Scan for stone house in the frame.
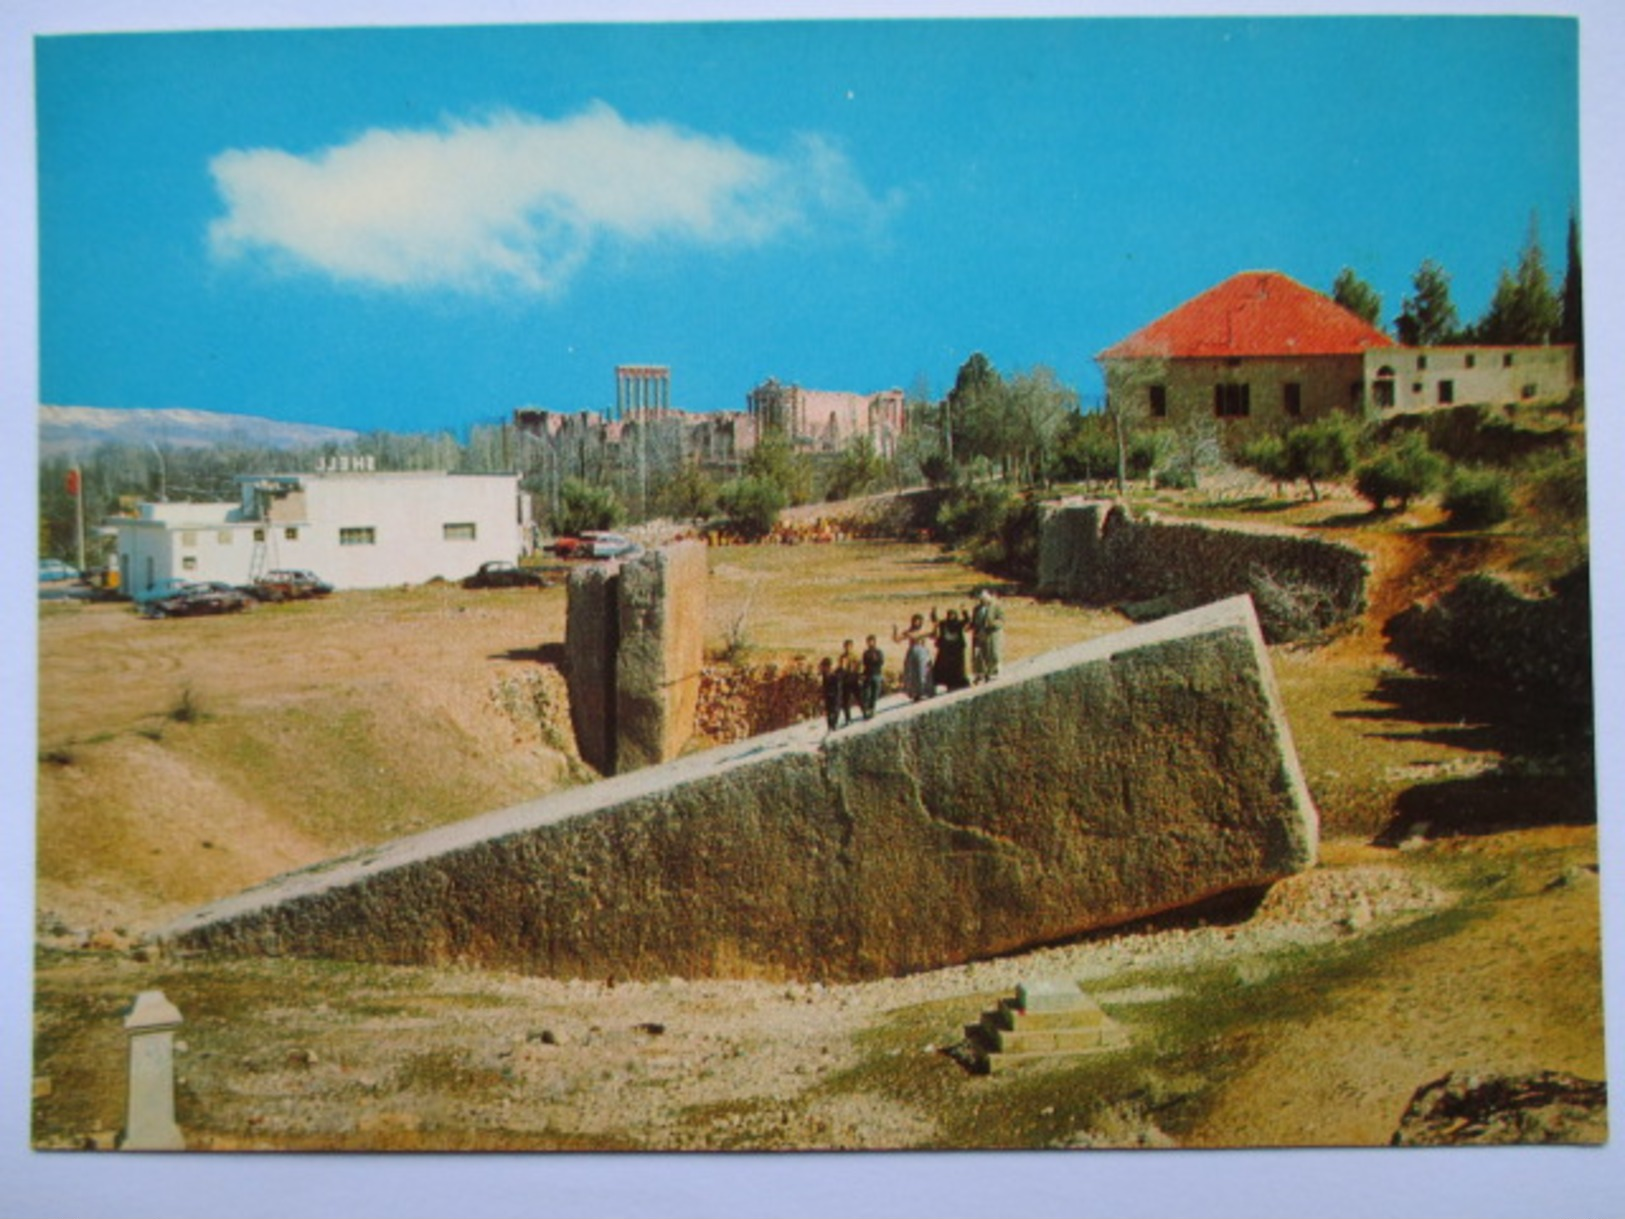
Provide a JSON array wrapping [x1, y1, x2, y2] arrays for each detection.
[[1097, 270, 1576, 445]]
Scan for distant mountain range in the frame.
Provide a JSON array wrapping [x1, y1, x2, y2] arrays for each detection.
[[39, 405, 360, 459]]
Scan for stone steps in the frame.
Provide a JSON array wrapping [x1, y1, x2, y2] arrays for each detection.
[[967, 980, 1127, 1074]]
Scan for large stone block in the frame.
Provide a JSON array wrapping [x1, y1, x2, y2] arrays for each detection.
[[615, 540, 707, 773], [563, 562, 619, 774], [159, 596, 1317, 983]]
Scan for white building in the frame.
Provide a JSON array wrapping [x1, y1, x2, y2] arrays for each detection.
[[113, 470, 531, 598]]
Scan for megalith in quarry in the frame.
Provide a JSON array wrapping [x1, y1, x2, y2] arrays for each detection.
[[161, 595, 1317, 983]]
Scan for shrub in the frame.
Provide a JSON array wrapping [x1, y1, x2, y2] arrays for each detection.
[[168, 686, 206, 724], [654, 462, 718, 522], [743, 432, 815, 505], [1247, 564, 1340, 644], [824, 435, 888, 502], [1234, 435, 1290, 490], [1525, 452, 1588, 535], [1055, 426, 1117, 484], [968, 496, 1045, 580], [552, 478, 624, 536], [1377, 403, 1572, 466], [1354, 433, 1446, 511], [1441, 467, 1512, 529], [1281, 416, 1362, 500], [717, 476, 788, 540], [1154, 460, 1199, 491], [1054, 416, 1157, 486], [1385, 566, 1591, 709], [919, 453, 954, 487], [935, 481, 1018, 546]]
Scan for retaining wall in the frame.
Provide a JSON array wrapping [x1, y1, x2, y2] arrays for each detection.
[[160, 596, 1318, 983], [1037, 499, 1369, 641]]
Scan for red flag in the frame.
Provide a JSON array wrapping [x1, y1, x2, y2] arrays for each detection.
[[65, 468, 80, 496]]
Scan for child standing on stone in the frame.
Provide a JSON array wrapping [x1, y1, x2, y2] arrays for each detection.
[[819, 657, 844, 731], [837, 638, 863, 726], [860, 635, 885, 719]]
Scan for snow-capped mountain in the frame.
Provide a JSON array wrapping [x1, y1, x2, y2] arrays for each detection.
[[39, 405, 360, 458]]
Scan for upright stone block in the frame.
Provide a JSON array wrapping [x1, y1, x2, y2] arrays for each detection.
[[564, 561, 620, 774], [1035, 498, 1107, 599], [121, 990, 184, 1151], [615, 540, 707, 774]]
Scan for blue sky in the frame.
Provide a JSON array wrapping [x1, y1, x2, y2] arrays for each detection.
[[34, 12, 1582, 435]]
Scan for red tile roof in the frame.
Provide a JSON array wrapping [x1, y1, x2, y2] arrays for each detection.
[[1098, 270, 1397, 361]]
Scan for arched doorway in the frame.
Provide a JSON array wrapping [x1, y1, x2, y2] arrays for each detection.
[[1373, 366, 1397, 409]]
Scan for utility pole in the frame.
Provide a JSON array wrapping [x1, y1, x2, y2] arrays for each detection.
[[68, 465, 85, 572], [148, 442, 167, 501]]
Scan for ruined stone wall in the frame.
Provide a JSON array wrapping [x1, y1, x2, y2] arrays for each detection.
[[564, 541, 707, 776], [160, 597, 1318, 983], [1037, 500, 1368, 642]]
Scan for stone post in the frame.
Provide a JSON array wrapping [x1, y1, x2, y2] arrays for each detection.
[[615, 540, 707, 774], [564, 561, 621, 775], [122, 990, 185, 1150]]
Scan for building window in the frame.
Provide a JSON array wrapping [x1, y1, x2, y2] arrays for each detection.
[[253, 528, 266, 542], [443, 522, 478, 542], [1412, 383, 1424, 395], [1417, 354, 1429, 371], [1438, 380, 1455, 405], [339, 527, 377, 546], [180, 531, 198, 547], [1283, 382, 1303, 417], [1213, 383, 1250, 418], [1522, 383, 1539, 399], [1465, 352, 1477, 369], [284, 527, 299, 541], [1503, 352, 1515, 368], [1148, 385, 1167, 418], [182, 556, 197, 571]]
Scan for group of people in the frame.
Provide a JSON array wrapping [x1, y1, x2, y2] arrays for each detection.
[[817, 635, 889, 730], [816, 588, 1006, 731]]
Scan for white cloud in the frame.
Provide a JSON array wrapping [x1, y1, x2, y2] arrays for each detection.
[[207, 103, 895, 294]]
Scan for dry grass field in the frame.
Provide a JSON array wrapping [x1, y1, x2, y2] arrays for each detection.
[[30, 502, 1606, 1152]]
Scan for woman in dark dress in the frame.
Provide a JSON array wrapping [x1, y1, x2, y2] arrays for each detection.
[[932, 607, 970, 691]]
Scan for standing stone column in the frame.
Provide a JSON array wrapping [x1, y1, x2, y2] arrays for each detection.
[[564, 562, 620, 775], [122, 990, 185, 1150], [616, 540, 707, 774], [563, 540, 708, 776]]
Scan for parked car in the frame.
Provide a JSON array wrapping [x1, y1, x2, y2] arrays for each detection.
[[140, 581, 254, 619], [39, 558, 90, 600], [550, 535, 587, 559], [552, 531, 640, 560], [587, 531, 640, 558], [131, 577, 196, 607], [248, 569, 335, 602], [462, 560, 549, 590]]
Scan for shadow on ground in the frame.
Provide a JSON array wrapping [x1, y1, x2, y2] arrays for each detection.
[[1340, 671, 1595, 846], [489, 642, 568, 666]]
